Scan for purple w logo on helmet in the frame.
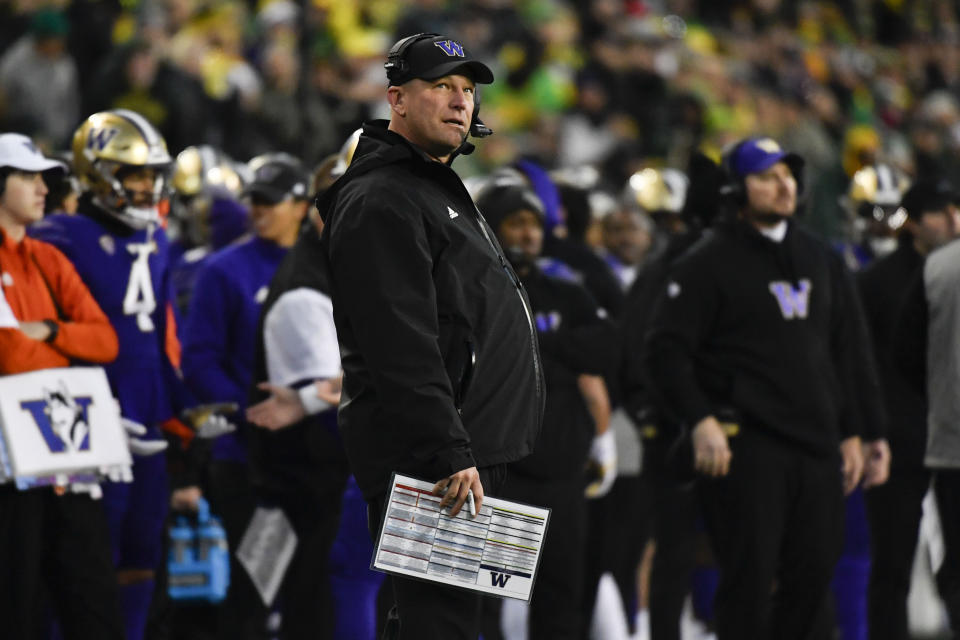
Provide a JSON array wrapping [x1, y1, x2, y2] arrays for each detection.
[[434, 40, 464, 57], [86, 127, 119, 151]]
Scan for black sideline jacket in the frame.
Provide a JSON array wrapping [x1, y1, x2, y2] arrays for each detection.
[[318, 121, 545, 500], [644, 220, 867, 456]]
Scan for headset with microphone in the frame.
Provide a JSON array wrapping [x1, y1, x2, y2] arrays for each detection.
[[719, 139, 805, 210], [719, 140, 749, 206], [384, 33, 494, 140]]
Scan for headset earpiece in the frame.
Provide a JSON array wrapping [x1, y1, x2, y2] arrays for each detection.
[[384, 33, 441, 85], [719, 141, 747, 206]]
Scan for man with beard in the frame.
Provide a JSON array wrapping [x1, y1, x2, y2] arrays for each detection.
[[644, 138, 868, 640]]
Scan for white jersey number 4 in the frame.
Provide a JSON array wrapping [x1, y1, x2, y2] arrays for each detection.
[[123, 234, 158, 333]]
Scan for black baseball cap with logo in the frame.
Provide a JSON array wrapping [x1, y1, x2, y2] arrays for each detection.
[[385, 34, 494, 87], [243, 159, 310, 204]]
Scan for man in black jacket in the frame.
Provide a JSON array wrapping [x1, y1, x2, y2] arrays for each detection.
[[475, 179, 614, 640], [861, 179, 956, 640], [317, 33, 544, 640], [619, 154, 723, 640], [644, 138, 866, 640]]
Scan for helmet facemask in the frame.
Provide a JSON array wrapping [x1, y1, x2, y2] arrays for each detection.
[[88, 156, 170, 229]]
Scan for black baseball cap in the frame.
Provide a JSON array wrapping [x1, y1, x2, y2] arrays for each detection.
[[901, 178, 955, 219], [243, 159, 310, 204], [386, 34, 494, 87], [475, 182, 545, 232]]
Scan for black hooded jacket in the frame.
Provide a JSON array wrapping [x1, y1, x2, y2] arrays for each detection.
[[644, 219, 867, 456], [317, 121, 545, 500]]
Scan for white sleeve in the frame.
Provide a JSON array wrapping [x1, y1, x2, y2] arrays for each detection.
[[263, 288, 341, 387]]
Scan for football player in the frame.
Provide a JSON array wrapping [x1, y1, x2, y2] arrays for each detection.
[[840, 163, 912, 270], [30, 109, 190, 640], [167, 145, 249, 334]]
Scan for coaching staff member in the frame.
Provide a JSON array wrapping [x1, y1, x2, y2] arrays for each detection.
[[317, 34, 544, 639], [644, 138, 867, 640]]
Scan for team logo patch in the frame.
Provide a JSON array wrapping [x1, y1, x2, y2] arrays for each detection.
[[447, 206, 459, 219], [667, 281, 681, 298], [1, 272, 12, 287], [768, 279, 812, 319], [434, 40, 465, 57], [99, 235, 115, 255], [20, 381, 93, 453], [255, 285, 268, 304], [534, 311, 562, 332], [21, 139, 40, 155]]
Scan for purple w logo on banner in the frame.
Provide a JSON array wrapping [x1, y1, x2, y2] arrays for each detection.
[[434, 40, 465, 57], [21, 383, 94, 454], [768, 279, 812, 319]]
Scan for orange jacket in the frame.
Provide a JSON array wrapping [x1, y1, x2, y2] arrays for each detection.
[[0, 231, 118, 374]]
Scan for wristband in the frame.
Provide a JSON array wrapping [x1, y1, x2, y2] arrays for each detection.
[[42, 319, 59, 343], [298, 383, 332, 415]]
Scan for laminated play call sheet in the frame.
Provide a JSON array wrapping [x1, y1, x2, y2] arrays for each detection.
[[372, 474, 551, 601]]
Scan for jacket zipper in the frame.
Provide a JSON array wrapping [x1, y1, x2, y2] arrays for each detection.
[[470, 204, 544, 421]]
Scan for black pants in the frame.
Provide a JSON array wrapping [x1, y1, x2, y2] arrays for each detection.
[[481, 472, 587, 640], [865, 465, 930, 640], [368, 465, 506, 640], [579, 474, 653, 637], [649, 478, 698, 640], [263, 484, 345, 639], [699, 431, 844, 640], [209, 460, 345, 640], [0, 485, 124, 640], [934, 470, 960, 632], [207, 461, 263, 640]]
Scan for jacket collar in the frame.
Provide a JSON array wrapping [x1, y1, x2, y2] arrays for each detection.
[[316, 120, 464, 223]]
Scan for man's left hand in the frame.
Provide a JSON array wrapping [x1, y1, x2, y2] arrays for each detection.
[[840, 436, 864, 495], [862, 438, 891, 489], [432, 467, 483, 518]]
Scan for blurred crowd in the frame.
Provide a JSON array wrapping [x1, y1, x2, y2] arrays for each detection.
[[4, 0, 960, 243]]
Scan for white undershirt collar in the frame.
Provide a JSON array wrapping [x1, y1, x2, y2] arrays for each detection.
[[758, 220, 788, 243]]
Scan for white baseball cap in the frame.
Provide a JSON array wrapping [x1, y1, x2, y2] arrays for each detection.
[[0, 133, 66, 172]]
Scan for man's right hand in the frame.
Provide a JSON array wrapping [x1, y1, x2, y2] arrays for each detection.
[[692, 415, 732, 477], [432, 466, 483, 518], [840, 436, 864, 495], [247, 383, 306, 430], [862, 438, 891, 489], [171, 486, 202, 511]]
